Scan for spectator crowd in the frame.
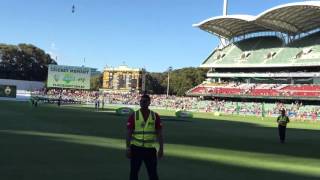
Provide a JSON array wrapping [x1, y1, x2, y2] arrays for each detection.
[[31, 88, 320, 121]]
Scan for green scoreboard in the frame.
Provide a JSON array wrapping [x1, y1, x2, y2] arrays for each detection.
[[47, 64, 91, 89]]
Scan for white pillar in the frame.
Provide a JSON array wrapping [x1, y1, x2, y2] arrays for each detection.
[[223, 0, 228, 16], [221, 0, 228, 46]]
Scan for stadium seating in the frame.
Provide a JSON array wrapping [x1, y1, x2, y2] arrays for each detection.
[[188, 83, 320, 98], [190, 86, 207, 94], [203, 44, 234, 65], [268, 32, 320, 64], [281, 85, 320, 91], [203, 36, 285, 65], [216, 45, 242, 64], [265, 47, 300, 64], [289, 91, 320, 97], [202, 31, 320, 66], [246, 37, 283, 64], [216, 37, 281, 65], [213, 88, 242, 95], [195, 32, 320, 98], [250, 89, 279, 96]]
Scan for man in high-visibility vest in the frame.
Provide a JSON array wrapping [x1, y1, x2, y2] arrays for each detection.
[[277, 109, 290, 143], [126, 94, 164, 180]]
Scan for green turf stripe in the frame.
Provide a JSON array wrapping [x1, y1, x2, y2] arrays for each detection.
[[1, 130, 320, 178], [133, 131, 156, 135]]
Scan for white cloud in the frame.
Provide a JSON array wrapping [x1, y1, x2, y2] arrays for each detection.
[[50, 42, 57, 50], [48, 42, 60, 62], [48, 51, 59, 61]]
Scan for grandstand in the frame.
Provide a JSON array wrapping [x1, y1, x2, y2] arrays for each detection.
[[188, 1, 320, 101]]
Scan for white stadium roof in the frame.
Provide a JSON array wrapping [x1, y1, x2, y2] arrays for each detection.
[[193, 1, 320, 39]]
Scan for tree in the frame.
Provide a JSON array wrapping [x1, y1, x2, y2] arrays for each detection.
[[0, 43, 57, 81], [90, 74, 103, 90], [145, 73, 166, 94], [145, 67, 207, 96], [169, 67, 207, 96]]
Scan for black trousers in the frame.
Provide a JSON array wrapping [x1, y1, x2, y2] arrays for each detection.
[[278, 125, 287, 142], [130, 145, 159, 180]]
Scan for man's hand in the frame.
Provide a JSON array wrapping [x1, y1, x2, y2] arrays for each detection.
[[126, 148, 131, 159], [158, 148, 164, 159]]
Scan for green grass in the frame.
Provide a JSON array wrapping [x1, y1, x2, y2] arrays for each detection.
[[1, 101, 320, 180]]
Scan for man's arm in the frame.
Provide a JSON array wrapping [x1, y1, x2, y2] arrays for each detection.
[[126, 128, 133, 159], [156, 128, 164, 158], [155, 113, 164, 158], [126, 128, 133, 149], [126, 114, 134, 158]]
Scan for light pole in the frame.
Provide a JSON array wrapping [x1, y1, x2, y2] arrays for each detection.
[[141, 68, 146, 94], [220, 0, 228, 46], [166, 66, 172, 97], [223, 0, 228, 16]]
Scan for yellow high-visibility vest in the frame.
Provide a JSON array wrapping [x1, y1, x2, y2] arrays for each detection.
[[131, 109, 157, 148], [278, 116, 289, 126]]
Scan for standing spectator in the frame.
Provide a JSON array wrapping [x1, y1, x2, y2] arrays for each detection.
[[102, 97, 105, 109], [94, 97, 98, 111], [126, 94, 164, 180], [58, 95, 62, 107], [312, 111, 317, 121], [277, 109, 290, 143]]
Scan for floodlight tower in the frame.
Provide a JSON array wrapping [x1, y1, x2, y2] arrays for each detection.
[[220, 0, 228, 47], [223, 0, 228, 16]]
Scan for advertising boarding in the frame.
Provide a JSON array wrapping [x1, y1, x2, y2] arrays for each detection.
[[47, 65, 91, 89]]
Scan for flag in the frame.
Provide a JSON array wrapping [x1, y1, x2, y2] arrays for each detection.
[[262, 102, 265, 118], [236, 101, 240, 115]]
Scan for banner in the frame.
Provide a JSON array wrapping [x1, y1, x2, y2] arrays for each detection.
[[0, 85, 16, 98], [116, 107, 134, 115], [175, 110, 193, 118], [47, 64, 91, 89], [236, 101, 240, 115]]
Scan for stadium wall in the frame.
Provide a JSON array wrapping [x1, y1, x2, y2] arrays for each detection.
[[0, 79, 44, 101]]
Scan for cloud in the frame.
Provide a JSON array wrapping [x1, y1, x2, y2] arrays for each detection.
[[48, 42, 60, 62], [48, 51, 59, 61], [50, 42, 57, 50]]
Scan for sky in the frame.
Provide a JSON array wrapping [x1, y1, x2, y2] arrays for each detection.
[[0, 0, 303, 72]]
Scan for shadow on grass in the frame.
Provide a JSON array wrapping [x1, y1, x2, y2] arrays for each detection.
[[161, 117, 193, 122], [153, 112, 320, 157], [0, 131, 319, 180], [1, 101, 320, 165]]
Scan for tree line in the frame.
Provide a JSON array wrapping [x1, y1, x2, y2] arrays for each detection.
[[0, 43, 207, 95], [0, 43, 56, 81], [145, 67, 207, 96]]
